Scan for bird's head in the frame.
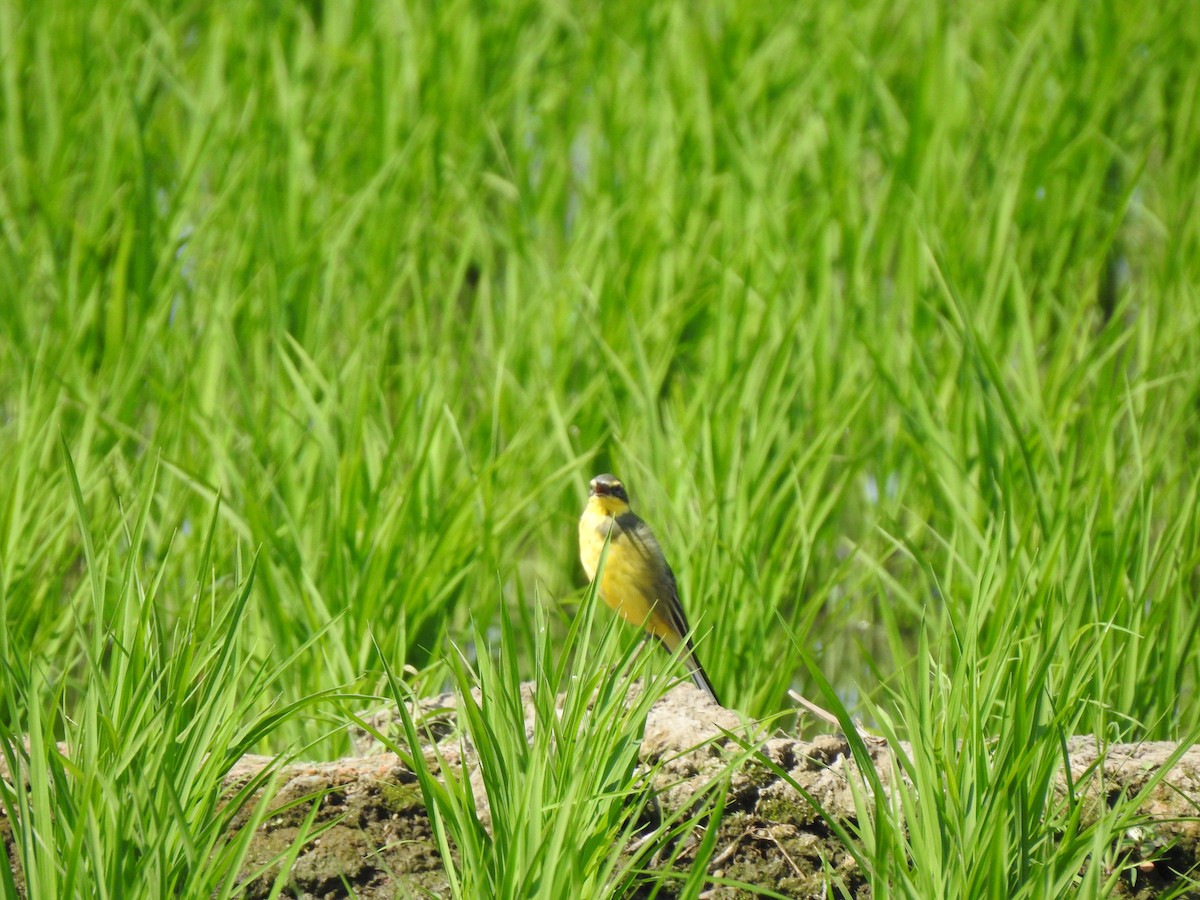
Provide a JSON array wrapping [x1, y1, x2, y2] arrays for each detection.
[[588, 473, 631, 515]]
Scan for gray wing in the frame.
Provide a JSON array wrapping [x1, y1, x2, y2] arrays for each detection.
[[613, 511, 687, 625], [615, 512, 721, 704]]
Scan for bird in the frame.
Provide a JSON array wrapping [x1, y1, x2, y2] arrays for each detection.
[[578, 473, 721, 705]]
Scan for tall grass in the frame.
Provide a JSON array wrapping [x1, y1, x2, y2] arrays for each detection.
[[1, 0, 1198, 895], [0, 456, 338, 896], [367, 578, 743, 899]]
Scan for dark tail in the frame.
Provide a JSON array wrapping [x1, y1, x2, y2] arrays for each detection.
[[684, 641, 722, 707]]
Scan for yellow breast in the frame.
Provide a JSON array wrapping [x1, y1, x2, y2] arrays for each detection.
[[578, 497, 676, 644], [578, 497, 614, 582]]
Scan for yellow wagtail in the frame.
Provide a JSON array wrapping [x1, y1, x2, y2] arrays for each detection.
[[578, 473, 721, 705]]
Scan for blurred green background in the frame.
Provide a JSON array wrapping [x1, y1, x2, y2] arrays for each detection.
[[2, 0, 1199, 893]]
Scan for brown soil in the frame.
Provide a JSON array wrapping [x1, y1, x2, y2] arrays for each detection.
[[4, 685, 1200, 898]]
